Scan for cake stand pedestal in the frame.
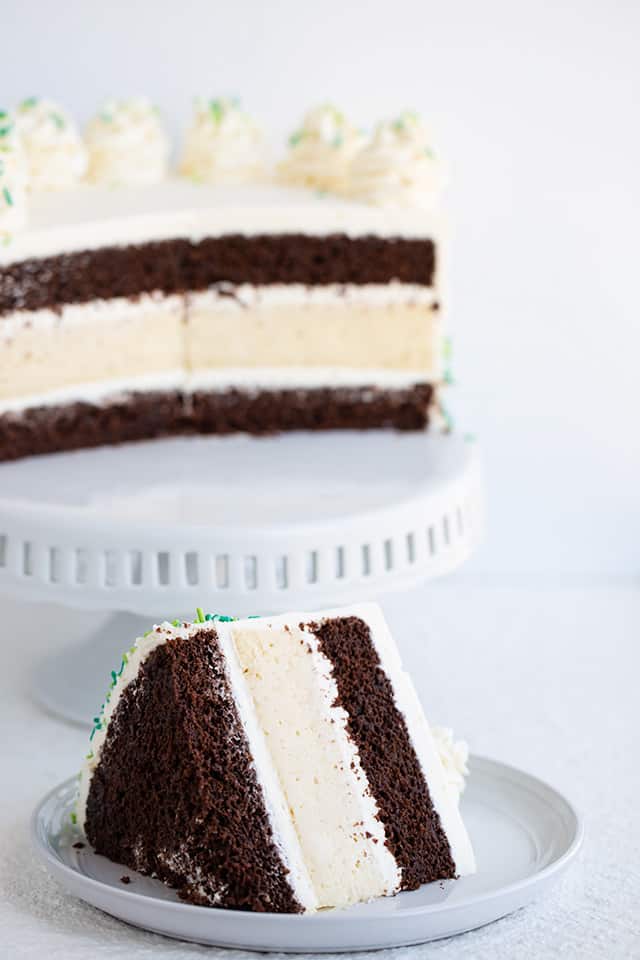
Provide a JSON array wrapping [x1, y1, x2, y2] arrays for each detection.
[[0, 432, 483, 725]]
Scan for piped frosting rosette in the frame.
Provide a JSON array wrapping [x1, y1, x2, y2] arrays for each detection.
[[15, 97, 87, 190], [0, 110, 28, 235], [85, 97, 170, 186], [349, 111, 445, 209], [180, 98, 266, 184], [279, 104, 364, 194]]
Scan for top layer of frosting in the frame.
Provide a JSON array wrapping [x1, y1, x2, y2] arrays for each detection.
[[0, 180, 445, 265]]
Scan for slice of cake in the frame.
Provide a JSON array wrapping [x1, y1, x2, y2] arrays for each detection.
[[0, 99, 446, 461], [77, 604, 475, 913]]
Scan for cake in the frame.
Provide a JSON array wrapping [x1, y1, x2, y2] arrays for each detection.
[[76, 603, 475, 913], [0, 99, 448, 461]]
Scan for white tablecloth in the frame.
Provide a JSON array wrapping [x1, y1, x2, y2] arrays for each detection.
[[1, 581, 638, 958]]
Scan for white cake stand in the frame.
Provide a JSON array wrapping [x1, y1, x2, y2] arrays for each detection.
[[0, 432, 483, 724]]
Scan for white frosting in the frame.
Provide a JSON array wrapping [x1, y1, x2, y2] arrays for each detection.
[[0, 368, 435, 415], [0, 180, 443, 266], [180, 98, 266, 185], [0, 110, 28, 234], [349, 112, 445, 210], [187, 281, 437, 310], [431, 726, 470, 802], [278, 104, 365, 194], [85, 97, 169, 186], [14, 98, 87, 190]]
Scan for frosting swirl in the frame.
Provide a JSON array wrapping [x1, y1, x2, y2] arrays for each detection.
[[85, 97, 170, 186], [0, 110, 28, 234], [349, 112, 445, 209], [180, 98, 266, 184], [278, 104, 364, 194], [15, 97, 87, 190], [431, 726, 470, 802]]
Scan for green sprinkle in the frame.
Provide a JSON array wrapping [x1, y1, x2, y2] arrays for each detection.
[[444, 369, 454, 385], [85, 751, 94, 760], [172, 618, 181, 627], [209, 99, 223, 124], [247, 614, 261, 619], [195, 607, 205, 623], [100, 111, 114, 123], [50, 111, 65, 130], [204, 613, 213, 621], [20, 97, 38, 110], [0, 110, 7, 119], [142, 629, 152, 637], [288, 130, 304, 147], [443, 336, 453, 361], [70, 811, 77, 825], [0, 126, 12, 139]]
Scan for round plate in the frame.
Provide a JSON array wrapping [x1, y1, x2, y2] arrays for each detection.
[[0, 432, 482, 616], [31, 756, 583, 953]]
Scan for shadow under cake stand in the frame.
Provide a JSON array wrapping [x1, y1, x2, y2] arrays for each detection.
[[0, 431, 483, 726]]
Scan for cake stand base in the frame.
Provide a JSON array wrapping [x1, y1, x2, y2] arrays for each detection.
[[31, 612, 150, 728]]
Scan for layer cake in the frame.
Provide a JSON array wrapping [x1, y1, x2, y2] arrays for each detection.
[[0, 100, 447, 460]]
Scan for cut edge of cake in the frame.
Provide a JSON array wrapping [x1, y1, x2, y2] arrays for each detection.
[[77, 603, 475, 913]]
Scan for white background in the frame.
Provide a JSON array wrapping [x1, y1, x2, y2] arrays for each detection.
[[3, 0, 639, 577]]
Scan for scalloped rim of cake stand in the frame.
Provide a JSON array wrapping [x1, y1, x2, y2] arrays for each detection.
[[0, 431, 484, 617]]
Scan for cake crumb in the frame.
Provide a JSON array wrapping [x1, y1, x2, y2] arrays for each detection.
[[120, 875, 131, 885], [72, 841, 85, 850]]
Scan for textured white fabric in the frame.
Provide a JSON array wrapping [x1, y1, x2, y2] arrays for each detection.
[[0, 582, 638, 958]]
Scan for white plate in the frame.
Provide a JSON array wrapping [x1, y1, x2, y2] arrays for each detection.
[[31, 756, 583, 952]]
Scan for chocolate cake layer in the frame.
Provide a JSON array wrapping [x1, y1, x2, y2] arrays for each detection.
[[85, 627, 302, 912], [0, 234, 436, 314], [0, 384, 433, 461], [311, 616, 457, 888]]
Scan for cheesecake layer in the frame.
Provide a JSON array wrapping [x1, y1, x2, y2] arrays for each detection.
[[231, 620, 399, 908], [0, 295, 184, 403], [187, 286, 440, 376], [0, 285, 441, 406]]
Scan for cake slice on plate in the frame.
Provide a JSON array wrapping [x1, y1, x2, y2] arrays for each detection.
[[77, 603, 475, 913]]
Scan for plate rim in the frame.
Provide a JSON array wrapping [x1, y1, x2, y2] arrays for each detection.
[[31, 753, 585, 924]]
